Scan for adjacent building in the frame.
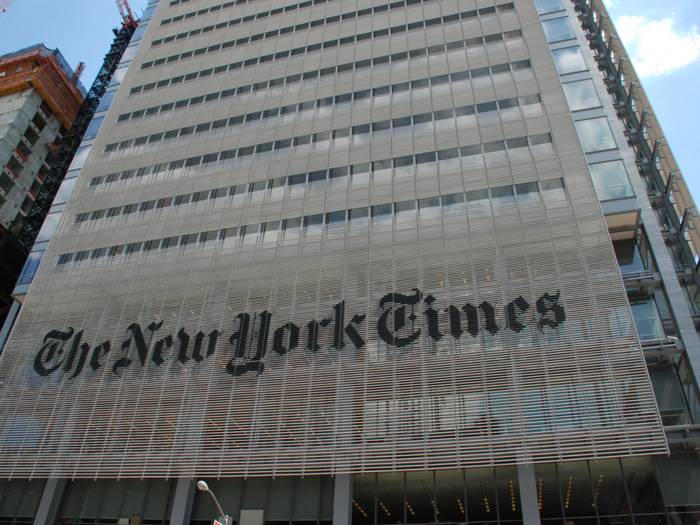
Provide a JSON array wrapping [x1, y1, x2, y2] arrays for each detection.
[[0, 0, 698, 524], [0, 45, 84, 230], [0, 45, 84, 327]]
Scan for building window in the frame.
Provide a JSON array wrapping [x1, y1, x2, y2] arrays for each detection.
[[629, 297, 666, 341], [96, 90, 116, 112], [53, 178, 77, 205], [613, 239, 647, 273], [649, 366, 692, 426], [588, 160, 634, 200], [83, 116, 104, 140], [542, 17, 576, 43], [562, 79, 601, 111], [17, 251, 44, 284], [534, 0, 564, 14], [68, 145, 91, 170], [108, 66, 128, 87], [552, 46, 588, 75], [36, 212, 62, 243], [575, 118, 617, 152]]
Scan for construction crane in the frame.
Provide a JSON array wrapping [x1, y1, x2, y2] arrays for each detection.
[[0, 0, 13, 12], [116, 0, 137, 26], [71, 62, 85, 85]]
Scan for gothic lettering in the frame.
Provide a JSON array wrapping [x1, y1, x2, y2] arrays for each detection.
[[33, 289, 566, 381], [272, 323, 300, 355], [33, 328, 75, 376], [506, 296, 530, 333], [462, 303, 480, 337], [90, 341, 111, 371], [478, 301, 500, 335], [423, 295, 443, 342], [536, 290, 566, 330], [377, 289, 422, 347], [226, 311, 272, 376]]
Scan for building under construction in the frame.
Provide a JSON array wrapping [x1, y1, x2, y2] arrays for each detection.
[[0, 44, 85, 327], [0, 44, 84, 229]]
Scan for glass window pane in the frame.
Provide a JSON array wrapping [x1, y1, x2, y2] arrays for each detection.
[[130, 24, 147, 42], [649, 366, 691, 425], [83, 116, 104, 140], [140, 5, 156, 21], [465, 467, 498, 522], [588, 160, 633, 200], [557, 461, 596, 519], [120, 45, 138, 64], [377, 473, 404, 525], [496, 466, 522, 521], [108, 66, 128, 87], [435, 470, 466, 523], [96, 90, 116, 112], [68, 146, 92, 170], [352, 474, 375, 525], [543, 18, 576, 43], [534, 0, 564, 14], [622, 456, 665, 514], [36, 212, 62, 243], [563, 80, 602, 111], [292, 477, 321, 520], [54, 178, 77, 204], [629, 297, 666, 340], [406, 471, 434, 523], [575, 118, 617, 152], [612, 239, 646, 272], [534, 463, 564, 519], [588, 459, 629, 517], [654, 452, 700, 506], [552, 47, 588, 75], [18, 251, 44, 284]]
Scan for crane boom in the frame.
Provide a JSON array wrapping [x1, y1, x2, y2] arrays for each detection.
[[0, 0, 13, 12], [115, 0, 135, 25]]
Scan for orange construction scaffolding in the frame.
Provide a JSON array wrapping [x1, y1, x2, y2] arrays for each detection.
[[0, 45, 84, 128]]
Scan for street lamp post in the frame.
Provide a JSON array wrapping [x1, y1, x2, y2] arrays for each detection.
[[197, 480, 231, 525]]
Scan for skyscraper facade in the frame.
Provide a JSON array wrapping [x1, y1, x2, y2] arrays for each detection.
[[0, 0, 698, 524]]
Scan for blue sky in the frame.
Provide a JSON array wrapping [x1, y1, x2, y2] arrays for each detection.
[[604, 0, 700, 201], [0, 0, 150, 83], [0, 0, 698, 200]]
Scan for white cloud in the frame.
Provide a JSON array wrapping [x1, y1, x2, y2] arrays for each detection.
[[602, 0, 615, 8], [615, 15, 700, 76]]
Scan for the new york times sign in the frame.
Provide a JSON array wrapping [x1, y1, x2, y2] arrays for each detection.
[[33, 289, 565, 381]]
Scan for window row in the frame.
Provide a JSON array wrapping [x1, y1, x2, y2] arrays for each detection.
[[119, 63, 534, 123], [130, 38, 528, 95], [84, 136, 553, 222], [61, 178, 565, 265], [153, 1, 514, 51], [164, 0, 327, 25], [157, 0, 431, 44], [108, 92, 541, 153], [92, 131, 552, 188], [142, 16, 521, 71]]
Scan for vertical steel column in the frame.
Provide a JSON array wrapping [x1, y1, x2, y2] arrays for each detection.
[[169, 478, 196, 525], [517, 465, 541, 525], [332, 474, 352, 525], [33, 479, 66, 525]]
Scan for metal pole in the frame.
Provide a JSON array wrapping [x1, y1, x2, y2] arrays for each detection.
[[197, 481, 229, 524]]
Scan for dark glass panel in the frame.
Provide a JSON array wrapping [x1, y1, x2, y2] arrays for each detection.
[[376, 473, 404, 525], [465, 467, 498, 523], [405, 471, 434, 523], [435, 469, 466, 523]]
